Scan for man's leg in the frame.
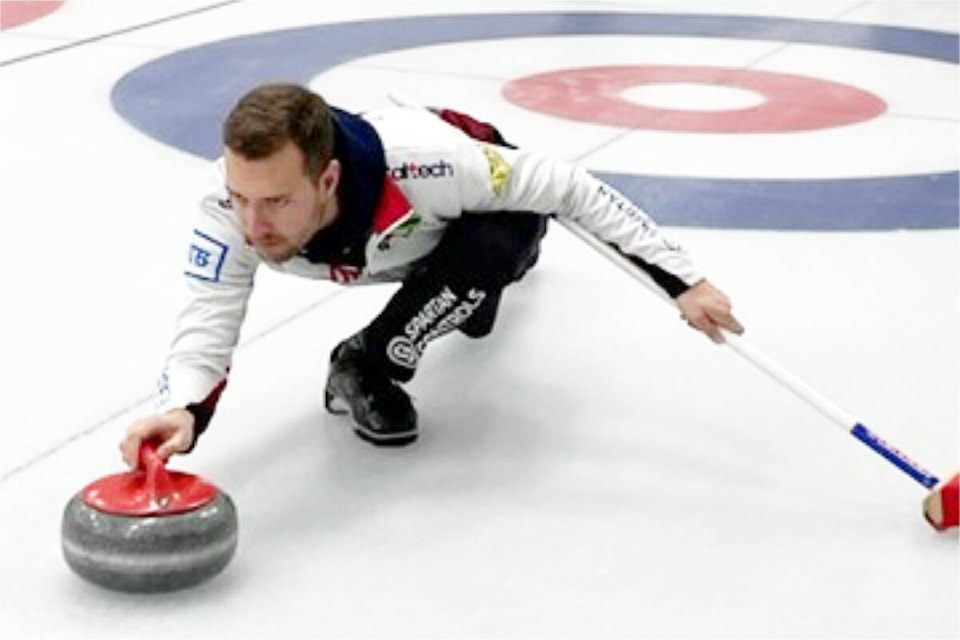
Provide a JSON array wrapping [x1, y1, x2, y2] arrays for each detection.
[[325, 212, 547, 446]]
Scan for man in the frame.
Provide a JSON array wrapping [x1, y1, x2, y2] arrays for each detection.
[[120, 83, 744, 466]]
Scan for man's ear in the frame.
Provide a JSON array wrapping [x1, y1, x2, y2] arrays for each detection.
[[319, 159, 341, 196]]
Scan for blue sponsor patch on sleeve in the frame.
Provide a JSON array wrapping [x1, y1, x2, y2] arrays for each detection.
[[186, 230, 228, 282], [157, 371, 171, 400]]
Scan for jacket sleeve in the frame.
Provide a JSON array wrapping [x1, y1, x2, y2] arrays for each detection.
[[456, 142, 705, 297], [155, 194, 258, 442]]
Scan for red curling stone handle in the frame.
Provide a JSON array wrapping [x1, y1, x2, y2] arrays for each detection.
[[140, 440, 174, 507], [82, 440, 218, 516]]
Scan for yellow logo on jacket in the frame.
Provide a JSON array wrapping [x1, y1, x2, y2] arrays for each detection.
[[482, 145, 511, 197]]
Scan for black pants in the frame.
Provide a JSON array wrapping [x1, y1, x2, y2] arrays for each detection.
[[359, 212, 548, 381]]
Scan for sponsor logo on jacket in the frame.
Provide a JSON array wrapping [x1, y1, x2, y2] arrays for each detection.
[[157, 371, 171, 401], [186, 229, 228, 282], [389, 159, 454, 180], [596, 183, 683, 251], [482, 145, 511, 197], [377, 213, 423, 251]]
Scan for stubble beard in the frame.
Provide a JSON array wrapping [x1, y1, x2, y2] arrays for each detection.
[[255, 241, 298, 263], [256, 198, 327, 263]]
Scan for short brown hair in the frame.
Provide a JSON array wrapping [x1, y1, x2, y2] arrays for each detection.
[[222, 83, 334, 179]]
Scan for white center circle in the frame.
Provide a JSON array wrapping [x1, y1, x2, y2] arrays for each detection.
[[619, 82, 766, 111]]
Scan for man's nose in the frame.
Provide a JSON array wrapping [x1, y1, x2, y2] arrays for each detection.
[[245, 205, 272, 235]]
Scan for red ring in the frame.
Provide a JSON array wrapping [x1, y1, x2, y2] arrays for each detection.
[[0, 1, 64, 30], [502, 65, 886, 132]]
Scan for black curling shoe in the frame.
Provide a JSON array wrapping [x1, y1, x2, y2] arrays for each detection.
[[324, 334, 418, 447]]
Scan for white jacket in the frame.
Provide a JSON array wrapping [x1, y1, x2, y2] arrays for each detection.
[[157, 105, 704, 413]]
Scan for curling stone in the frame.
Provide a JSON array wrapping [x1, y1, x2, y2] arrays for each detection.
[[61, 441, 238, 593]]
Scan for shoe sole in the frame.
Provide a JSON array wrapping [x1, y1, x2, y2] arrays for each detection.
[[325, 389, 418, 447]]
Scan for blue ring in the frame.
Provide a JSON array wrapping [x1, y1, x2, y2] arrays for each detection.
[[112, 13, 959, 230]]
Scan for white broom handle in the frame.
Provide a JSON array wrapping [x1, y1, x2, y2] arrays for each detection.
[[723, 334, 856, 428]]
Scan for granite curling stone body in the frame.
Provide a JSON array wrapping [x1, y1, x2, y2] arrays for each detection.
[[61, 442, 238, 593]]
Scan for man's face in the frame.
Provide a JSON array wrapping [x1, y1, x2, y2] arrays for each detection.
[[224, 140, 338, 262]]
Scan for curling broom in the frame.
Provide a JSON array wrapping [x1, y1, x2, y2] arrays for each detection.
[[557, 216, 959, 530]]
